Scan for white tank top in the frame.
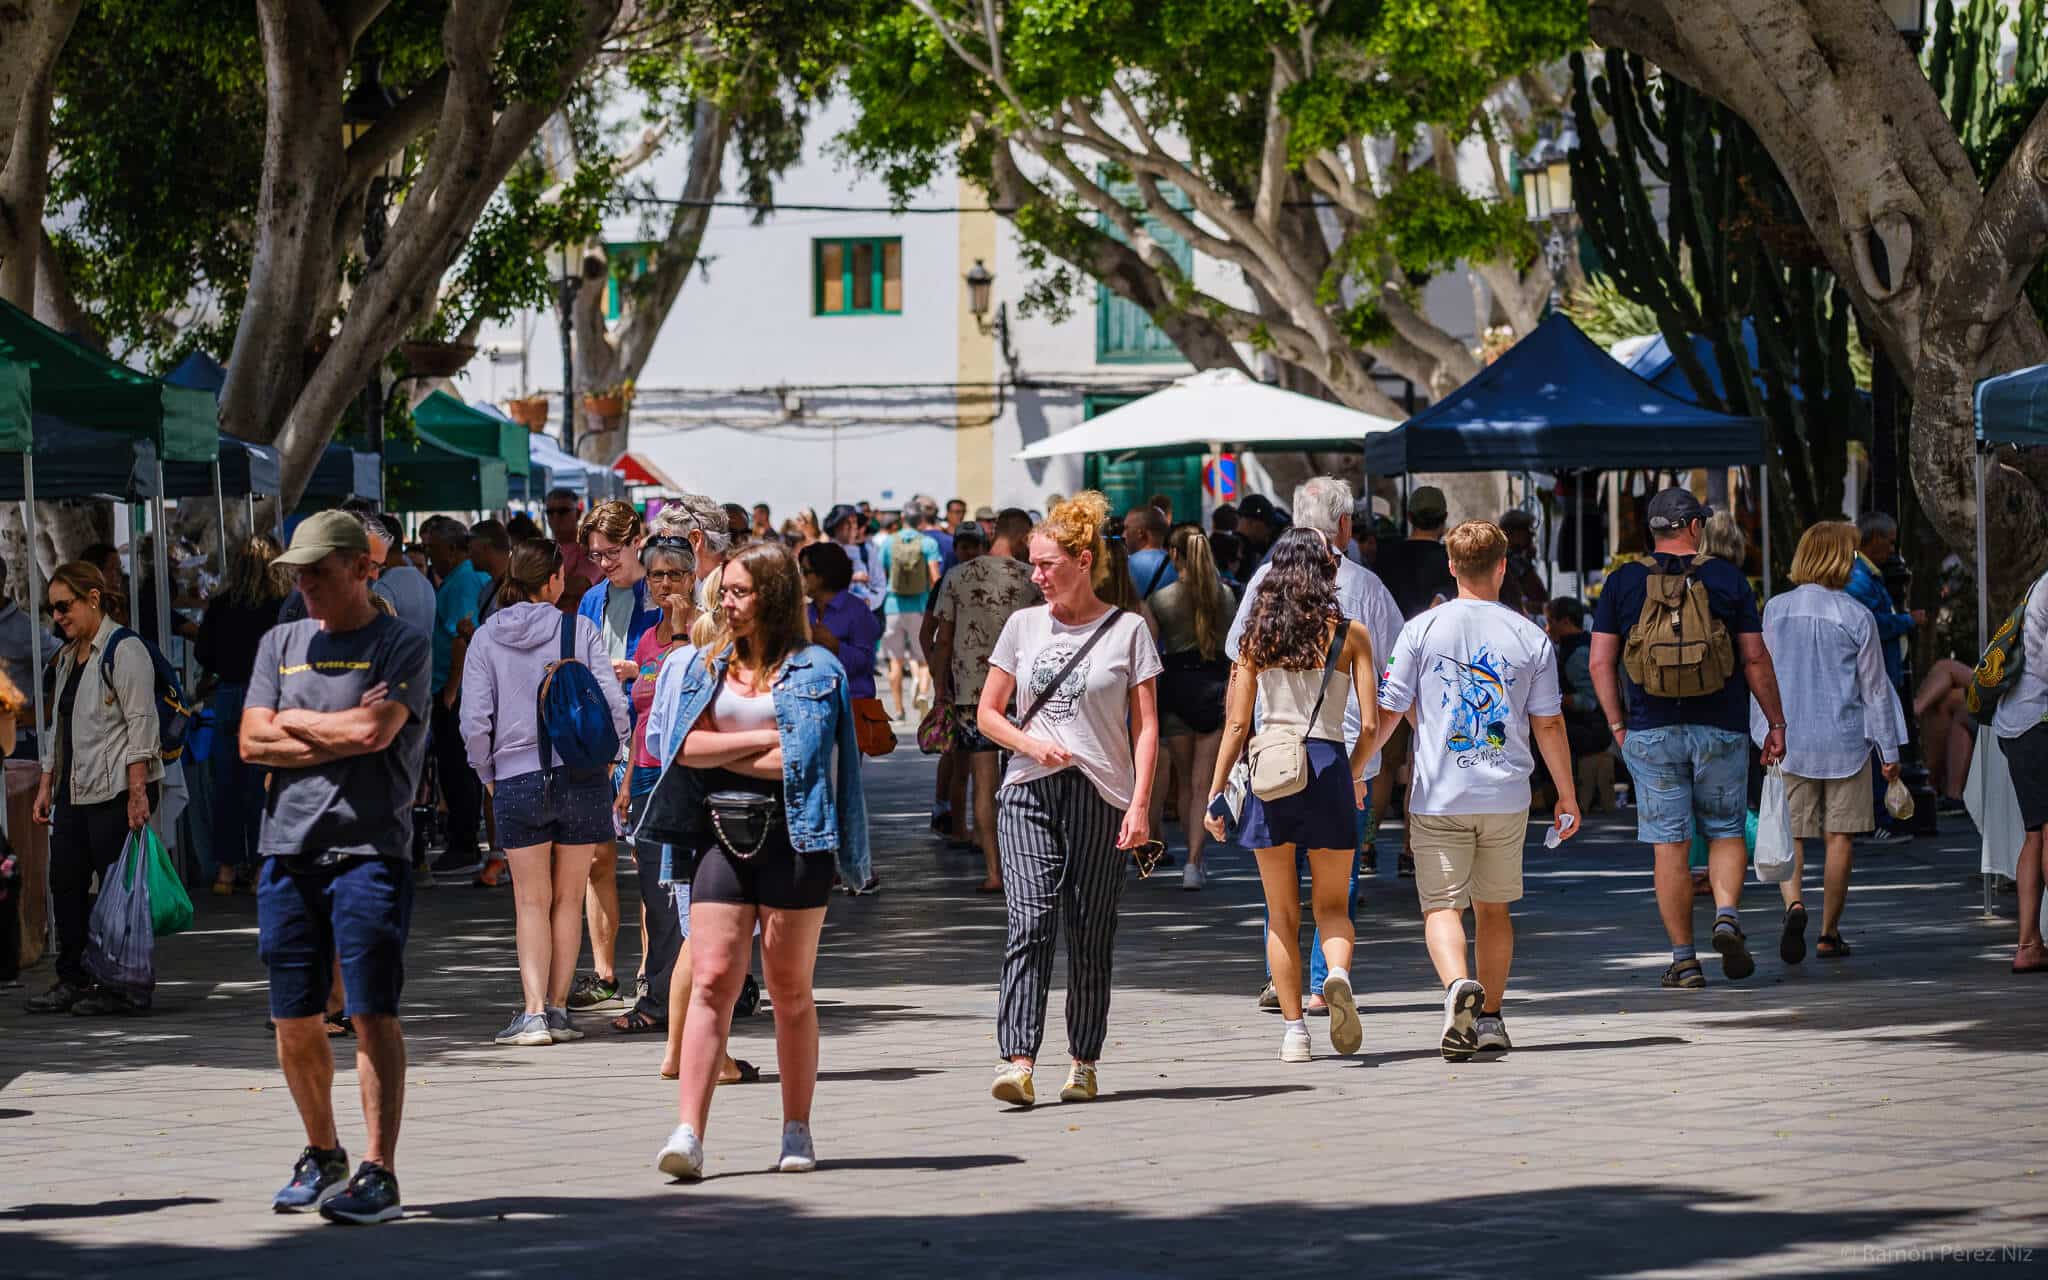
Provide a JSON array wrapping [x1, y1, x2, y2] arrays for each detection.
[[1254, 631, 1347, 743], [713, 680, 777, 731]]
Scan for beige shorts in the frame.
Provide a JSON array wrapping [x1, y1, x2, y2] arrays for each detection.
[[881, 610, 925, 663], [1785, 760, 1874, 838], [1409, 811, 1527, 911]]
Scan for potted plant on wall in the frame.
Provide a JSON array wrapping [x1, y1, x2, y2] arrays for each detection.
[[506, 394, 550, 430], [583, 379, 632, 422], [398, 314, 478, 380]]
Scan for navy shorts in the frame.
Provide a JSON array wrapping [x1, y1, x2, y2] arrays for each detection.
[[494, 768, 616, 848], [257, 856, 414, 1019], [1239, 739, 1357, 851]]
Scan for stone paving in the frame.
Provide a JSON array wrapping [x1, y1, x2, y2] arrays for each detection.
[[3, 747, 2046, 1277]]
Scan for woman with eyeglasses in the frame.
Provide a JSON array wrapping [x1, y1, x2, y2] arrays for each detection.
[[26, 563, 164, 1016], [974, 492, 1161, 1108], [1204, 527, 1379, 1065], [651, 542, 869, 1181]]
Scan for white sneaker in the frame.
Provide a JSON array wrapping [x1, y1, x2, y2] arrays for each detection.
[[1441, 979, 1485, 1062], [778, 1120, 817, 1173], [656, 1124, 704, 1181], [1280, 1024, 1311, 1063], [1321, 974, 1362, 1056], [1181, 860, 1205, 891]]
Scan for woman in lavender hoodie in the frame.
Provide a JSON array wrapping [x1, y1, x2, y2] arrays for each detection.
[[461, 539, 630, 1046]]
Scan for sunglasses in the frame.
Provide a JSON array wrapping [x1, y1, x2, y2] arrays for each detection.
[[47, 597, 79, 616], [1128, 840, 1167, 879]]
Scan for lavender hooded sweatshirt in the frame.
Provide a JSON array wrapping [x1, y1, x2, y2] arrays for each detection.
[[459, 601, 630, 786]]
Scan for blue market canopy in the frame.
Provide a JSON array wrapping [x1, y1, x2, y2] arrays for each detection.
[[165, 350, 228, 394], [1366, 314, 1767, 475], [297, 442, 384, 509], [0, 414, 159, 501], [1973, 364, 2048, 446], [163, 434, 281, 499]]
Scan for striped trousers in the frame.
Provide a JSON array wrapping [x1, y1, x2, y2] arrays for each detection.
[[995, 770, 1129, 1061]]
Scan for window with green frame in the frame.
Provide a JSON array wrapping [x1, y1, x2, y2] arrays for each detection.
[[814, 237, 903, 315], [1097, 179, 1192, 363], [1080, 395, 1204, 522], [604, 242, 658, 320]]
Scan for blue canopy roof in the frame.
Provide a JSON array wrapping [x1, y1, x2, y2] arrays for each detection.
[[0, 414, 159, 501], [1974, 365, 2048, 447], [165, 351, 228, 394], [1366, 313, 1767, 475], [163, 434, 281, 499], [300, 442, 383, 504]]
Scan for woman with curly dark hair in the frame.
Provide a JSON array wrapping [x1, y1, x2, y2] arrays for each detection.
[[1204, 527, 1378, 1064]]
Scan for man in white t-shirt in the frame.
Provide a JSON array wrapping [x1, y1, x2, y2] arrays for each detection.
[[1372, 520, 1580, 1062]]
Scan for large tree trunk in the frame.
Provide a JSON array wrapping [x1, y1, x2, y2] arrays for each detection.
[[1591, 0, 2048, 593], [0, 0, 83, 308]]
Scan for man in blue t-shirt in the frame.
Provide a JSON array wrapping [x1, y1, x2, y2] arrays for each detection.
[[878, 509, 942, 719], [1589, 489, 1788, 990], [1122, 505, 1177, 599], [422, 516, 485, 871]]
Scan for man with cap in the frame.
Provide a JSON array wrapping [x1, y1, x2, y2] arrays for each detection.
[[240, 511, 432, 1224], [1373, 485, 1458, 620], [1233, 494, 1285, 578], [827, 503, 886, 614], [1589, 488, 1788, 989]]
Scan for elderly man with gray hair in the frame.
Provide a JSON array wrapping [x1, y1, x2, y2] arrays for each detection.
[[1224, 475, 1406, 1013]]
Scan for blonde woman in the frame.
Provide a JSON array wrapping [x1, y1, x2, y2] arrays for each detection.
[[977, 492, 1161, 1107], [1147, 527, 1237, 889], [1752, 522, 1906, 965]]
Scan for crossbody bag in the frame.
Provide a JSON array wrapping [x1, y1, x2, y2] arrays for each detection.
[[1245, 625, 1345, 802]]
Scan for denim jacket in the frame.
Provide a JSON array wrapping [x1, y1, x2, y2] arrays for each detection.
[[641, 643, 870, 887]]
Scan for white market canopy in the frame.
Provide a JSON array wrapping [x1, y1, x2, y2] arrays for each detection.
[[1013, 367, 1400, 461]]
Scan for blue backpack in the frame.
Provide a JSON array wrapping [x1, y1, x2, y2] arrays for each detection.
[[101, 628, 194, 762], [536, 614, 620, 779]]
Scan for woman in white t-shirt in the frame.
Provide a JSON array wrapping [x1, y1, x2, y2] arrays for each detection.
[[976, 492, 1161, 1108]]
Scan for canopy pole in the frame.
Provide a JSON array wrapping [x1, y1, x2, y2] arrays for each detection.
[[212, 460, 229, 578], [128, 506, 142, 627], [1975, 446, 1990, 653], [246, 492, 257, 539], [19, 462, 43, 845], [153, 463, 173, 655], [1401, 473, 1411, 526], [1760, 464, 1773, 602], [1573, 478, 1584, 601], [1540, 478, 1553, 599]]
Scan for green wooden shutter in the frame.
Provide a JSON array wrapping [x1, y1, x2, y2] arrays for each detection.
[[1096, 178, 1193, 364]]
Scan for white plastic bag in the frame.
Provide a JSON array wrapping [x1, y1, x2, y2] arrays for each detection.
[[1753, 766, 1796, 883], [1884, 776, 1914, 821]]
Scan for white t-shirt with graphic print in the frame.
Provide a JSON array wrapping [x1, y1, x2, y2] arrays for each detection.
[[1379, 599, 1561, 816], [989, 605, 1162, 812]]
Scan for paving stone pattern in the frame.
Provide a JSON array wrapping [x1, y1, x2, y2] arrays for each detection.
[[3, 748, 2045, 1276]]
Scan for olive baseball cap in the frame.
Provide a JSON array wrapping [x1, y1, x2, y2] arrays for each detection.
[[274, 510, 371, 566], [1407, 485, 1448, 519]]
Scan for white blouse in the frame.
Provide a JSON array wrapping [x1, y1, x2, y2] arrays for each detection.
[[1749, 584, 1906, 780]]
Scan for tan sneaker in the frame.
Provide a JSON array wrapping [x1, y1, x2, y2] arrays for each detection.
[[1059, 1063, 1097, 1102], [991, 1062, 1035, 1107]]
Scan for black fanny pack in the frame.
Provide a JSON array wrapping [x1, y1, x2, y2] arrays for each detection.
[[706, 790, 781, 859]]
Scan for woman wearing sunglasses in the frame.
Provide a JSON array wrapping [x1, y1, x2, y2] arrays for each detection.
[[973, 492, 1161, 1108], [26, 563, 164, 1017], [651, 542, 869, 1181]]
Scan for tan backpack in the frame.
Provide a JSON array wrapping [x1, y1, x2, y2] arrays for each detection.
[[1621, 553, 1736, 698]]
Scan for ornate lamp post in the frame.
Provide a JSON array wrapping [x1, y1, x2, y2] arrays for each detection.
[[556, 241, 581, 457], [1520, 126, 1578, 309]]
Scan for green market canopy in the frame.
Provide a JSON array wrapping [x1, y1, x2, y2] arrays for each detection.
[[0, 297, 218, 463], [378, 425, 509, 513], [413, 389, 531, 478]]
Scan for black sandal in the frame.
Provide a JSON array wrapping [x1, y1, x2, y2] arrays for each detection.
[[1780, 903, 1808, 965], [325, 1012, 354, 1037], [1661, 958, 1706, 989], [1816, 933, 1852, 958], [716, 1057, 761, 1086], [610, 1007, 666, 1035]]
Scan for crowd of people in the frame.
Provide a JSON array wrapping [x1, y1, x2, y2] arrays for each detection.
[[4, 469, 2044, 1225]]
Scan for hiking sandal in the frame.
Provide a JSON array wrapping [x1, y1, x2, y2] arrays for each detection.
[[1661, 958, 1706, 989], [1816, 934, 1852, 959]]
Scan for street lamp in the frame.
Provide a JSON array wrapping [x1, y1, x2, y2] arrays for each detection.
[[963, 258, 1016, 375], [343, 60, 400, 456], [555, 241, 582, 457], [1882, 0, 1927, 50], [1520, 127, 1577, 308]]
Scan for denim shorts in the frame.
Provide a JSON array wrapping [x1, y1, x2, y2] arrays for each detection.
[[494, 768, 617, 848], [258, 856, 414, 1019], [1621, 724, 1749, 845]]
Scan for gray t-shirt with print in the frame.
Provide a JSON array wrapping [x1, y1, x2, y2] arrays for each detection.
[[248, 613, 432, 865]]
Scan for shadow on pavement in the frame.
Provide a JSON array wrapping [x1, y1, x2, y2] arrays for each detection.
[[2, 1196, 220, 1222]]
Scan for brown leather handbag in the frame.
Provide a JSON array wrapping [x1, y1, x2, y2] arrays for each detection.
[[852, 697, 897, 757]]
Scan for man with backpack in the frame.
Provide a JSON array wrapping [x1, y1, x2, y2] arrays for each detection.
[[1589, 488, 1789, 988], [878, 506, 942, 721], [1985, 567, 2048, 972], [240, 512, 432, 1224]]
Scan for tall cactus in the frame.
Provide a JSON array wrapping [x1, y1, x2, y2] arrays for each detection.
[[1570, 49, 1867, 568]]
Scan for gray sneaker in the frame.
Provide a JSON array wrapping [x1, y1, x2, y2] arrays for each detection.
[[545, 1006, 584, 1043], [1475, 1013, 1512, 1053], [494, 1011, 553, 1046]]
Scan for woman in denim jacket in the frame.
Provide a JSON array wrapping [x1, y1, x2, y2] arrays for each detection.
[[645, 542, 869, 1182]]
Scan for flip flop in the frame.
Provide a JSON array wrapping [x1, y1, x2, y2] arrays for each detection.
[[611, 1007, 666, 1035], [717, 1058, 760, 1086], [1816, 934, 1852, 959]]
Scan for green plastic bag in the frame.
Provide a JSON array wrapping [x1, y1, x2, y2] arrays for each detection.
[[138, 827, 193, 937], [1687, 809, 1759, 867]]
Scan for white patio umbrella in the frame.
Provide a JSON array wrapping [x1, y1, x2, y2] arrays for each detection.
[[1013, 368, 1400, 460]]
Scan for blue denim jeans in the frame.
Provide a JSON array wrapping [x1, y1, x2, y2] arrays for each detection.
[[1620, 724, 1748, 845], [1261, 782, 1365, 996], [208, 683, 266, 876]]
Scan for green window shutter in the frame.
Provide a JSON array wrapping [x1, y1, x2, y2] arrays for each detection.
[[1095, 179, 1193, 364], [1078, 396, 1202, 523], [813, 237, 903, 315]]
